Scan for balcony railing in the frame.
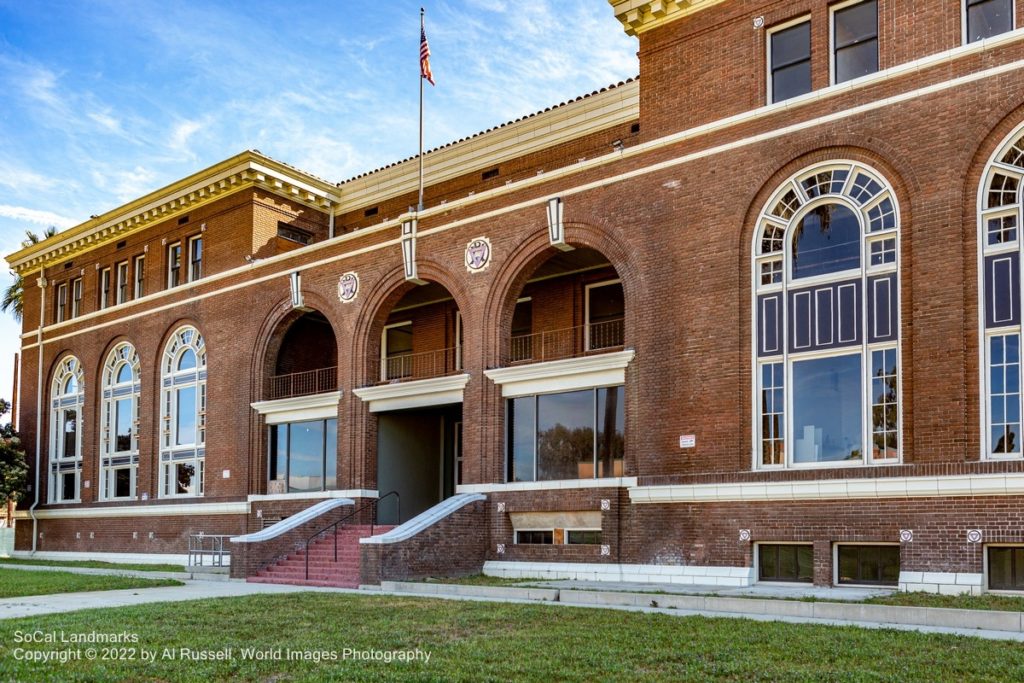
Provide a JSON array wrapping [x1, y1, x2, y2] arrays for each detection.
[[381, 347, 460, 383], [266, 366, 338, 400], [508, 318, 624, 365]]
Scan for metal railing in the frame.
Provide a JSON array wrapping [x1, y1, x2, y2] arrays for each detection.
[[380, 347, 460, 383], [188, 533, 231, 567], [266, 366, 337, 400], [509, 318, 624, 364], [304, 491, 400, 580]]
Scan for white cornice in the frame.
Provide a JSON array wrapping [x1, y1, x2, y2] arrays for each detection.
[[247, 489, 378, 503], [457, 477, 638, 494], [629, 472, 1024, 503], [13, 501, 248, 519], [484, 350, 635, 398], [608, 0, 728, 37], [352, 373, 471, 412], [250, 391, 342, 424]]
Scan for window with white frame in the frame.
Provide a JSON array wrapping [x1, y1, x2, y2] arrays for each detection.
[[584, 280, 625, 351], [134, 254, 145, 298], [115, 261, 129, 304], [55, 282, 67, 323], [188, 235, 203, 282], [100, 342, 140, 500], [979, 124, 1024, 458], [167, 242, 182, 288], [753, 161, 900, 469], [381, 321, 413, 381], [49, 356, 84, 502], [71, 277, 82, 318], [768, 17, 812, 104], [832, 0, 878, 85], [99, 267, 111, 309], [965, 0, 1014, 44], [160, 326, 206, 497]]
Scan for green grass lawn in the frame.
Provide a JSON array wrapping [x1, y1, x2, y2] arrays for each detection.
[[1, 592, 1023, 682], [865, 591, 1024, 612], [0, 557, 185, 573], [0, 567, 182, 598]]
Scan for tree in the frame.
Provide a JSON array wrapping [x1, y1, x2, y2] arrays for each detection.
[[0, 398, 27, 523], [2, 226, 58, 323]]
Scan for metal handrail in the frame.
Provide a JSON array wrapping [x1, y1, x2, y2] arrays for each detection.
[[509, 318, 624, 364], [266, 366, 338, 400], [188, 533, 232, 567], [304, 491, 400, 580], [380, 347, 460, 383]]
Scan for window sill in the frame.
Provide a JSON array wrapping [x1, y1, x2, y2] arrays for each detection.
[[457, 477, 638, 494]]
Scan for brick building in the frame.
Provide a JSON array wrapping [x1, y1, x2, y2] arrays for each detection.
[[8, 0, 1024, 592]]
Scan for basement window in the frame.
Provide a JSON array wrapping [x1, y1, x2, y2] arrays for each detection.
[[515, 530, 553, 545], [758, 543, 813, 583], [566, 530, 601, 545], [836, 544, 899, 586], [988, 546, 1024, 590]]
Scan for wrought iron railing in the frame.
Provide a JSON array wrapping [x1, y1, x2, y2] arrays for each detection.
[[509, 318, 624, 364], [304, 491, 400, 580], [380, 347, 460, 383], [266, 366, 337, 400]]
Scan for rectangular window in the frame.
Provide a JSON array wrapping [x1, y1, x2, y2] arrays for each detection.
[[61, 409, 78, 459], [871, 348, 899, 460], [585, 280, 625, 351], [769, 19, 812, 103], [515, 530, 553, 545], [791, 354, 863, 463], [833, 0, 878, 84], [113, 468, 132, 498], [71, 278, 82, 318], [175, 386, 197, 446], [567, 530, 602, 545], [507, 386, 625, 483], [277, 223, 312, 245], [837, 545, 900, 586], [760, 362, 785, 466], [510, 298, 534, 361], [869, 238, 897, 266], [989, 334, 1022, 455], [987, 215, 1019, 245], [758, 544, 813, 582], [988, 546, 1024, 590], [114, 397, 133, 453], [99, 267, 111, 309], [134, 255, 145, 298], [188, 236, 203, 282], [167, 243, 182, 288], [116, 261, 129, 304], [174, 462, 197, 495], [382, 322, 414, 381], [60, 472, 76, 501], [268, 419, 338, 493], [55, 283, 67, 323], [966, 0, 1013, 43]]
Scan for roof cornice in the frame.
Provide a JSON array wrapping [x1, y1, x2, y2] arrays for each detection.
[[608, 0, 728, 36], [6, 150, 341, 276]]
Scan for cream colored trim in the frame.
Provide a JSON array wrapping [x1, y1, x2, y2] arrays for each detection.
[[337, 81, 638, 212], [484, 350, 635, 398], [19, 36, 1024, 347], [629, 472, 1024, 503], [352, 373, 470, 413], [247, 489, 378, 503], [10, 550, 190, 565], [457, 477, 638, 494], [608, 0, 729, 37], [484, 560, 755, 585], [13, 501, 248, 519], [250, 391, 342, 425]]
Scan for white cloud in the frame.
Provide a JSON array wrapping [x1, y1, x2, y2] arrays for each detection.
[[0, 205, 78, 229], [0, 161, 58, 193], [169, 119, 204, 154], [87, 110, 124, 134]]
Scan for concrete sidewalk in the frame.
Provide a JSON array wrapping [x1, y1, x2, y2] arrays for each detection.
[[0, 562, 229, 582]]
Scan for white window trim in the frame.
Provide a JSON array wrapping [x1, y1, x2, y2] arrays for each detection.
[[187, 235, 202, 282], [48, 357, 84, 504], [750, 160, 903, 472], [99, 267, 111, 309], [766, 14, 812, 105], [55, 283, 67, 323], [754, 541, 814, 586], [583, 278, 623, 352], [133, 255, 145, 299], [380, 320, 413, 382], [99, 343, 140, 502], [829, 0, 878, 87], [963, 0, 1016, 46], [115, 261, 129, 305], [71, 278, 82, 318], [832, 541, 900, 588], [983, 543, 1024, 594], [167, 242, 182, 289], [514, 528, 554, 545], [159, 326, 206, 499]]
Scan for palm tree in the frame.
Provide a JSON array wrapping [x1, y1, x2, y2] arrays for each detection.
[[2, 226, 58, 322]]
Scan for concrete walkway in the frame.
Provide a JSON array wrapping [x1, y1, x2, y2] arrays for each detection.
[[0, 562, 228, 582]]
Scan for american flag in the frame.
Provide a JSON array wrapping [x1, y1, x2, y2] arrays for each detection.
[[420, 26, 435, 86]]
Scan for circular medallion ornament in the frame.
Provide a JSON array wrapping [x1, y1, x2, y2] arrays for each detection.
[[465, 237, 492, 273], [738, 529, 751, 542], [337, 272, 360, 303], [899, 529, 914, 543], [966, 529, 983, 544]]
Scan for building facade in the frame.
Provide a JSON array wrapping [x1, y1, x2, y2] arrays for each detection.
[[9, 0, 1024, 592]]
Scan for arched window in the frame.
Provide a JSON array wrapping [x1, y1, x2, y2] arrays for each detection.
[[100, 342, 140, 500], [979, 123, 1024, 458], [160, 326, 206, 497], [49, 355, 84, 502], [753, 161, 900, 468]]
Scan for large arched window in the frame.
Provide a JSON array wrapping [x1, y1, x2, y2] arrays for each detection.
[[160, 326, 206, 497], [49, 355, 84, 502], [752, 161, 901, 469], [100, 342, 140, 500], [979, 123, 1024, 458]]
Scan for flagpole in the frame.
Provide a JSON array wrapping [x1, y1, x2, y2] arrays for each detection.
[[417, 7, 425, 212]]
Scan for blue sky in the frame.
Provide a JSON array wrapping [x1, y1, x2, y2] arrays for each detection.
[[0, 0, 638, 418]]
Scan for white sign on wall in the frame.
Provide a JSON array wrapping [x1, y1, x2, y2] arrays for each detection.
[[679, 434, 696, 449]]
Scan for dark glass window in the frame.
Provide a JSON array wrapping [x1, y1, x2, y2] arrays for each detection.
[[189, 237, 203, 281], [837, 545, 900, 585], [834, 1, 878, 83], [792, 354, 863, 462], [587, 281, 625, 349], [134, 256, 145, 298], [966, 0, 1013, 43], [537, 389, 594, 480], [71, 278, 82, 317], [596, 386, 624, 477], [770, 21, 812, 103], [61, 472, 76, 501], [168, 244, 182, 288], [510, 299, 533, 362], [268, 419, 338, 493], [791, 204, 862, 279], [99, 268, 111, 308], [383, 323, 413, 380], [114, 468, 132, 498], [567, 530, 601, 545], [55, 283, 67, 323], [278, 224, 312, 245], [114, 397, 132, 453], [759, 544, 813, 582], [516, 530, 553, 545], [508, 396, 536, 482], [990, 334, 1022, 455], [988, 546, 1024, 590], [61, 409, 78, 458], [116, 261, 129, 303]]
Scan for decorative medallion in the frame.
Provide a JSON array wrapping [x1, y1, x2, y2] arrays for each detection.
[[337, 272, 360, 303], [899, 529, 914, 543], [465, 237, 492, 273], [496, 501, 506, 513], [966, 529, 983, 544], [601, 544, 611, 556], [738, 529, 751, 542], [600, 499, 611, 511], [496, 543, 506, 555]]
